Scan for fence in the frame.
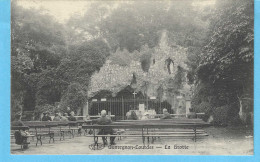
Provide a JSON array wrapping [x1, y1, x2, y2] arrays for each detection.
[[89, 97, 173, 120]]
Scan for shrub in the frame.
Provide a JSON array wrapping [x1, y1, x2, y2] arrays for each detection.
[[34, 104, 56, 120], [193, 101, 211, 122], [212, 105, 229, 126]]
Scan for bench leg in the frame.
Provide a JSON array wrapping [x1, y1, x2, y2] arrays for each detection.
[[60, 131, 65, 141], [142, 128, 144, 145], [68, 130, 73, 138], [193, 127, 197, 142], [72, 130, 75, 137], [151, 137, 155, 144], [84, 129, 88, 136], [36, 135, 42, 146], [102, 136, 108, 145], [71, 130, 74, 138], [117, 133, 121, 140], [78, 128, 82, 136], [49, 133, 55, 143], [94, 137, 98, 147]]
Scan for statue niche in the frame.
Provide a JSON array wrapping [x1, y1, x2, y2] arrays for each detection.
[[165, 57, 174, 74]]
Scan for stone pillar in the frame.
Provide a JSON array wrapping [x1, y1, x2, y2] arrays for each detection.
[[186, 99, 191, 118], [83, 101, 89, 118]]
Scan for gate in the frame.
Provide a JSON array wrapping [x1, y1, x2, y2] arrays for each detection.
[[89, 97, 173, 120]]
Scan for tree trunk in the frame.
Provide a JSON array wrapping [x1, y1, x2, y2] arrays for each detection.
[[237, 94, 243, 120]]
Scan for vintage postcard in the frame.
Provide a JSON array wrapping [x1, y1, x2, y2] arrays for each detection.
[[9, 0, 254, 156]]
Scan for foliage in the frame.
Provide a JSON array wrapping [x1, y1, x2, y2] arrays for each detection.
[[11, 0, 253, 125], [59, 83, 88, 115], [11, 1, 66, 119], [34, 104, 56, 120], [67, 1, 207, 53], [192, 0, 254, 124], [212, 105, 229, 126], [11, 2, 110, 118]]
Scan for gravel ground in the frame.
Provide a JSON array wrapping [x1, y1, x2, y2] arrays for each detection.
[[11, 126, 253, 155]]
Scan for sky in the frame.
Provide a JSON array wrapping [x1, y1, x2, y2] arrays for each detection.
[[17, 0, 216, 24], [17, 0, 91, 23]]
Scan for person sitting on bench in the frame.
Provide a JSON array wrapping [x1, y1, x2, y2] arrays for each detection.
[[95, 110, 116, 145], [53, 112, 61, 121], [42, 112, 52, 121], [127, 110, 138, 120], [161, 108, 172, 119], [61, 113, 69, 121], [68, 111, 76, 121], [12, 114, 30, 149], [187, 108, 197, 119]]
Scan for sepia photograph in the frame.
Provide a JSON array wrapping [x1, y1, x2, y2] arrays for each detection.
[[10, 0, 254, 155]]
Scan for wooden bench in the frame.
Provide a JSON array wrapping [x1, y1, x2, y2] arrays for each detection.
[[22, 122, 56, 146], [82, 121, 210, 146], [23, 121, 92, 142], [11, 126, 35, 150], [114, 119, 210, 143], [57, 120, 92, 138]]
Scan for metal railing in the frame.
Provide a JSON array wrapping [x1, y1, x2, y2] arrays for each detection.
[[89, 97, 173, 120]]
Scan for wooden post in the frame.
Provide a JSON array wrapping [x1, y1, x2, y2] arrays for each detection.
[[122, 96, 124, 120]]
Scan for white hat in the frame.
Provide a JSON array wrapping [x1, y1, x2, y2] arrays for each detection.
[[101, 110, 107, 117]]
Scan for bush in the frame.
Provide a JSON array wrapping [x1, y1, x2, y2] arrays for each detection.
[[212, 105, 229, 126], [59, 83, 87, 115], [228, 114, 243, 126], [193, 101, 211, 122], [194, 101, 211, 113], [34, 104, 56, 120]]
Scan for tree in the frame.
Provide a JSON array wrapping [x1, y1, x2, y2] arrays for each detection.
[[67, 1, 207, 53], [59, 83, 87, 115], [193, 0, 254, 124], [11, 2, 66, 119]]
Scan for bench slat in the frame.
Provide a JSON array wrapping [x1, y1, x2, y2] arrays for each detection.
[[84, 134, 208, 137]]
